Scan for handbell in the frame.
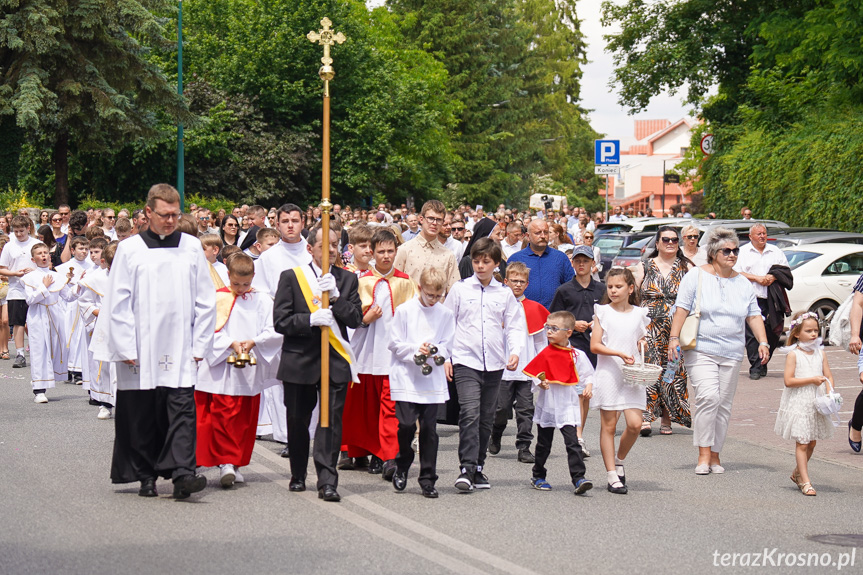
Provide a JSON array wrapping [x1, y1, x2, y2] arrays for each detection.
[[238, 351, 251, 364], [433, 355, 445, 366], [421, 364, 433, 376], [249, 355, 257, 366], [413, 354, 427, 366], [428, 345, 439, 356], [227, 354, 237, 365]]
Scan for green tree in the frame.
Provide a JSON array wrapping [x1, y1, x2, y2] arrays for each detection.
[[0, 0, 190, 206]]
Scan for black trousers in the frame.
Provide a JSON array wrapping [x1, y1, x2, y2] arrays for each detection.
[[453, 365, 503, 475], [532, 424, 586, 486], [111, 388, 196, 484], [283, 379, 348, 490], [851, 389, 863, 432], [492, 379, 535, 449], [745, 298, 780, 373], [395, 401, 439, 487]]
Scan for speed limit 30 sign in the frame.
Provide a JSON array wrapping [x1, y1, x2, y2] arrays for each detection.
[[700, 134, 714, 155]]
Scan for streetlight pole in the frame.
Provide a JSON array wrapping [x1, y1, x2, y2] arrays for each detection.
[[661, 159, 666, 217], [177, 0, 185, 211]]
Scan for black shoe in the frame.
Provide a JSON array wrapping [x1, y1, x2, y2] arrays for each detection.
[[318, 485, 341, 502], [421, 484, 439, 498], [353, 455, 370, 469], [172, 473, 207, 499], [473, 469, 490, 489], [849, 421, 862, 453], [367, 455, 383, 474], [760, 365, 768, 376], [279, 446, 290, 458], [381, 459, 397, 481], [392, 470, 407, 492], [748, 372, 761, 381], [517, 448, 535, 463], [454, 471, 474, 493], [88, 398, 101, 406], [488, 435, 501, 455], [138, 477, 157, 497], [289, 477, 306, 492], [12, 354, 26, 368], [337, 451, 354, 470], [607, 482, 628, 494]]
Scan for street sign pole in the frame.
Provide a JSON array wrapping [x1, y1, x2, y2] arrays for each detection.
[[662, 159, 666, 216], [605, 176, 608, 221]]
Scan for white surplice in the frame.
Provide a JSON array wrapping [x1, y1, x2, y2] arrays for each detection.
[[196, 291, 282, 397], [21, 268, 79, 390], [77, 267, 116, 405], [56, 257, 96, 374], [91, 233, 216, 391]]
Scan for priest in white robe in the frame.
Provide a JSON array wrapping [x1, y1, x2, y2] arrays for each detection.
[[92, 184, 215, 500]]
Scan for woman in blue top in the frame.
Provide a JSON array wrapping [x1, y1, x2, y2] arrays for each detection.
[[668, 228, 770, 475]]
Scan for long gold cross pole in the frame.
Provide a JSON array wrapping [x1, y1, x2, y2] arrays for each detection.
[[308, 17, 345, 428]]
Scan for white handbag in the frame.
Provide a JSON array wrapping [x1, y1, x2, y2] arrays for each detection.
[[814, 386, 843, 427], [679, 268, 701, 351]]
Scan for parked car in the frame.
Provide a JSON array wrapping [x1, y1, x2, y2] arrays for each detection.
[[610, 237, 652, 268], [783, 243, 863, 338], [594, 217, 689, 238], [770, 230, 863, 248], [594, 232, 652, 279]]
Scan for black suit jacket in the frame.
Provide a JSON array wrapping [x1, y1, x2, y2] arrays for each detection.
[[273, 265, 362, 384]]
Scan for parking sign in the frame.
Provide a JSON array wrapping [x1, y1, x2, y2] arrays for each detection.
[[594, 140, 620, 165]]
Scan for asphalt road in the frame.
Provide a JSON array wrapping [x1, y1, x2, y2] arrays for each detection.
[[3, 345, 863, 574]]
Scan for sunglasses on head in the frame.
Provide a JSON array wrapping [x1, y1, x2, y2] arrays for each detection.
[[720, 247, 740, 256], [660, 237, 679, 244]]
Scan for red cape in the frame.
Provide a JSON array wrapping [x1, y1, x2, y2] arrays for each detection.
[[523, 344, 580, 385], [521, 298, 550, 335]]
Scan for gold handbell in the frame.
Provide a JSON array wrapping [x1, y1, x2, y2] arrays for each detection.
[[234, 351, 252, 368], [249, 354, 257, 366], [226, 354, 237, 365]]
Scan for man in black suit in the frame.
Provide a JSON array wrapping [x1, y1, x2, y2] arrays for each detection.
[[273, 222, 362, 502], [239, 205, 268, 251]]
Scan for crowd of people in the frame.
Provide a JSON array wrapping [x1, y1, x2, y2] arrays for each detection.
[[4, 188, 859, 501]]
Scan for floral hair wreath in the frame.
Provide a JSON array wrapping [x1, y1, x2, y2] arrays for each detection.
[[788, 311, 819, 332]]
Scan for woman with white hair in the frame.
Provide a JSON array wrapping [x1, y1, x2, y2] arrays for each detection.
[[668, 227, 770, 475], [680, 224, 707, 266]]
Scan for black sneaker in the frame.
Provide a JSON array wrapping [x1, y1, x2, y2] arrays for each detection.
[[473, 468, 490, 489], [12, 354, 26, 368], [172, 473, 207, 499], [488, 436, 501, 455], [454, 470, 474, 493], [517, 448, 535, 463], [337, 451, 354, 470]]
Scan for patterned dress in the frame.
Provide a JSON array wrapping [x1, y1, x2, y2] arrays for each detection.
[[640, 258, 692, 427]]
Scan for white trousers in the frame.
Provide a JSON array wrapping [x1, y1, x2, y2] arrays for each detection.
[[685, 350, 741, 452]]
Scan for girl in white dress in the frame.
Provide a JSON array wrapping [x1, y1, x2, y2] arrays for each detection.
[[591, 268, 650, 494], [774, 312, 835, 496]]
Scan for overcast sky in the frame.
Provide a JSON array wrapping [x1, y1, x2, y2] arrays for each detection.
[[579, 0, 691, 146]]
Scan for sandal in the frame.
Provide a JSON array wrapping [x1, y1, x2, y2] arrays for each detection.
[[660, 425, 672, 435], [0, 351, 8, 360], [790, 470, 801, 488], [799, 482, 816, 496], [640, 423, 652, 437]]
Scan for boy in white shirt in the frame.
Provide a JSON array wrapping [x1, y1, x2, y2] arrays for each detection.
[[56, 236, 95, 385], [22, 243, 80, 403], [444, 238, 525, 492], [388, 267, 454, 498], [201, 233, 230, 286], [0, 215, 40, 368]]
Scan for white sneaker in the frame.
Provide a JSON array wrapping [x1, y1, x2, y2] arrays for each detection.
[[234, 468, 245, 483], [34, 393, 48, 404], [97, 406, 112, 420], [219, 464, 236, 487], [578, 438, 590, 457]]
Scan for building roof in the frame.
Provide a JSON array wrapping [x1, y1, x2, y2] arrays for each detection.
[[634, 119, 670, 141]]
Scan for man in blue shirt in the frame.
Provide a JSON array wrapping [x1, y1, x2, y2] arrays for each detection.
[[507, 219, 574, 308]]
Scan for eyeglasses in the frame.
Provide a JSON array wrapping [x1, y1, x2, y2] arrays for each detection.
[[423, 216, 443, 224], [104, 216, 115, 220], [584, 235, 593, 239], [720, 247, 740, 256], [684, 235, 699, 240], [507, 279, 527, 286], [450, 226, 465, 231], [544, 324, 567, 334], [421, 289, 444, 302], [151, 211, 180, 221], [660, 237, 679, 244]]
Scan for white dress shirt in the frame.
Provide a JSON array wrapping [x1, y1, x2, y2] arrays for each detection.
[[734, 242, 789, 299]]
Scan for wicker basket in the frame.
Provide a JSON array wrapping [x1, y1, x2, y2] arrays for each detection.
[[621, 344, 663, 387]]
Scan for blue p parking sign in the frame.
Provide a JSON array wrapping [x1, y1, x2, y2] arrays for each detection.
[[594, 140, 620, 165]]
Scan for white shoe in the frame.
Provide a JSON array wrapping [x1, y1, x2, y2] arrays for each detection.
[[234, 468, 245, 483], [34, 393, 48, 404], [219, 464, 236, 487], [709, 464, 725, 474], [97, 406, 112, 420], [578, 438, 590, 457]]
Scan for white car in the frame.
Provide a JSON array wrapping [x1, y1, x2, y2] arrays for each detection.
[[783, 243, 863, 336]]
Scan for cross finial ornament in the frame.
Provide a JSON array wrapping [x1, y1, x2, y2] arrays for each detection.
[[307, 17, 346, 83]]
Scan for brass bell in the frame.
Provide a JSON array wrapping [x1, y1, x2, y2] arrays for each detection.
[[227, 354, 237, 365], [421, 364, 433, 376], [249, 355, 257, 366], [428, 345, 439, 356], [433, 355, 445, 366]]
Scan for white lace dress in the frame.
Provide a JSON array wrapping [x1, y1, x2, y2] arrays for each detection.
[[774, 348, 835, 444], [591, 304, 651, 411]]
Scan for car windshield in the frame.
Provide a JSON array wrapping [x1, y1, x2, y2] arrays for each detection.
[[783, 250, 820, 270], [595, 236, 625, 257]]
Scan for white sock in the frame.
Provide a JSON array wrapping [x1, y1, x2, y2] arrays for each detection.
[[615, 455, 624, 465], [607, 470, 621, 485], [16, 348, 24, 356]]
